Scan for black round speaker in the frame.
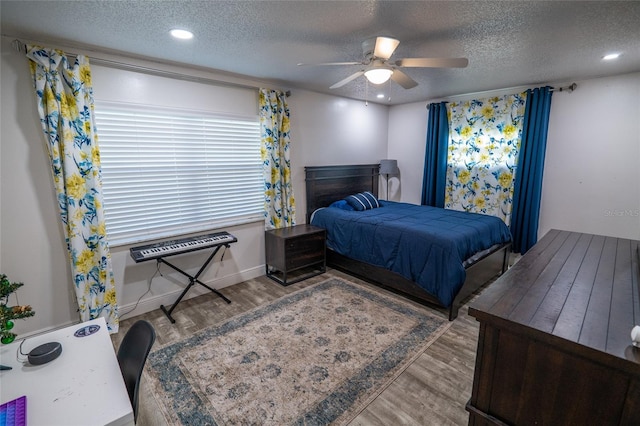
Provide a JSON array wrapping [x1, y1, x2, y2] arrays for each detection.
[[28, 342, 62, 365]]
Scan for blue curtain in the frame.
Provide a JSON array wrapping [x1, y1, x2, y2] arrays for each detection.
[[421, 102, 449, 207], [510, 87, 553, 254]]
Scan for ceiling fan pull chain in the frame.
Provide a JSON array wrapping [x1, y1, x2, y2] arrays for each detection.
[[365, 78, 369, 106]]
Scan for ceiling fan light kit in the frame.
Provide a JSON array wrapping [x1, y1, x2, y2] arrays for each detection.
[[299, 36, 468, 92], [365, 68, 393, 85]]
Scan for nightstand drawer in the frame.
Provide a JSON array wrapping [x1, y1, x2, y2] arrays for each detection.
[[285, 232, 325, 269]]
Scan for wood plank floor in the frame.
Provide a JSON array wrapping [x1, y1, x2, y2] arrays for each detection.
[[111, 269, 484, 426]]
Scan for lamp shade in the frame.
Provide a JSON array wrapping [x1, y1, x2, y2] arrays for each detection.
[[379, 159, 399, 175]]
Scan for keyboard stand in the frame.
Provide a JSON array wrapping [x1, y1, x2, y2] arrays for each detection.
[[159, 244, 232, 323]]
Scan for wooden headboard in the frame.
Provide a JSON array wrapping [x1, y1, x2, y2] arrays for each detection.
[[305, 164, 380, 222]]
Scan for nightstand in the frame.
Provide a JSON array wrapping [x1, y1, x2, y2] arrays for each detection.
[[265, 224, 326, 286]]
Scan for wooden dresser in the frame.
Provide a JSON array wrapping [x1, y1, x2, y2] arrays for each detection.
[[467, 229, 640, 425]]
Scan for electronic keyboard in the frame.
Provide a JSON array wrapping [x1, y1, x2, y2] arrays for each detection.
[[129, 231, 237, 263]]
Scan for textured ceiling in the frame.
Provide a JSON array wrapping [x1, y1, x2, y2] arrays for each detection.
[[2, 1, 639, 105]]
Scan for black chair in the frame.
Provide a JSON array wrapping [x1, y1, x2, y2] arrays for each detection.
[[117, 320, 156, 423]]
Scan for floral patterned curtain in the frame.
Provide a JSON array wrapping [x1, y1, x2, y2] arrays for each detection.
[[259, 89, 296, 230], [445, 93, 527, 225], [26, 46, 119, 332]]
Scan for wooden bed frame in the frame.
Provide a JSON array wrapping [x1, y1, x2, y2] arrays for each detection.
[[305, 164, 510, 320]]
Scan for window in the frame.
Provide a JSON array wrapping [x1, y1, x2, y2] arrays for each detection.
[[444, 93, 527, 225], [94, 102, 262, 246]]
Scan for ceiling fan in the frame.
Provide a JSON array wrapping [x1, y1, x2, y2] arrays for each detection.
[[298, 36, 468, 90]]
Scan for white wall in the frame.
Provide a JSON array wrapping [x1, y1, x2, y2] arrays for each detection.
[[0, 36, 388, 336], [388, 72, 640, 241], [287, 91, 389, 221], [387, 102, 429, 204], [539, 73, 640, 240]]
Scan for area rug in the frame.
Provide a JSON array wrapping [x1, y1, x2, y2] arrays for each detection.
[[146, 277, 451, 425]]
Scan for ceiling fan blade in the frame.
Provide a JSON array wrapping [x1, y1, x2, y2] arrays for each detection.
[[298, 61, 362, 66], [373, 37, 400, 59], [330, 71, 365, 89], [391, 69, 418, 89], [395, 57, 469, 68]]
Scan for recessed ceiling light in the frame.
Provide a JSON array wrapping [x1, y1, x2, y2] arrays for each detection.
[[376, 93, 385, 99], [170, 29, 194, 40], [602, 53, 621, 61]]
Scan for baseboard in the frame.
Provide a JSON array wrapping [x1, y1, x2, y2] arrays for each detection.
[[118, 265, 265, 320]]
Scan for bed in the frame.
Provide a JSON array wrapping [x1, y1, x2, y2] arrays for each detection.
[[305, 164, 511, 320]]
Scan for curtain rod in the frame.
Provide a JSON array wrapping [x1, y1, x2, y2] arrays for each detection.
[[551, 83, 577, 93], [425, 82, 576, 108], [10, 39, 291, 97]]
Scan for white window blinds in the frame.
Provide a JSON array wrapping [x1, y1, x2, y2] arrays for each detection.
[[94, 102, 263, 246]]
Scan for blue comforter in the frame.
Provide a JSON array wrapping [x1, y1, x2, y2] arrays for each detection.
[[310, 201, 512, 307]]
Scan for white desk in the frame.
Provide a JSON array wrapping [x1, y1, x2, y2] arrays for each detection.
[[0, 317, 134, 426]]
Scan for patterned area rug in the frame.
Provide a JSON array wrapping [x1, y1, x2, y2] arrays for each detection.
[[147, 277, 451, 425]]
